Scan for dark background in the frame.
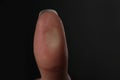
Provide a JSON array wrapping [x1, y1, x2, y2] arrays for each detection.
[[1, 0, 120, 80]]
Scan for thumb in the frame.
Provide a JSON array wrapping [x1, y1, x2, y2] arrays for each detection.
[[33, 9, 70, 80]]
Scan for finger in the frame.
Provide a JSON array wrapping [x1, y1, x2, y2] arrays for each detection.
[[33, 9, 69, 80]]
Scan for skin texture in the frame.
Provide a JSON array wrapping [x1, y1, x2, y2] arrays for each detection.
[[33, 10, 70, 80]]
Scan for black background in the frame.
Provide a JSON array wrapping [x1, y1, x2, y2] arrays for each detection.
[[1, 0, 120, 80]]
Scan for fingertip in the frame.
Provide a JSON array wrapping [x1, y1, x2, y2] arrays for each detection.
[[34, 9, 69, 80], [34, 8, 67, 69]]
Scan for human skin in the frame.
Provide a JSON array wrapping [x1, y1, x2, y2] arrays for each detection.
[[33, 9, 70, 80]]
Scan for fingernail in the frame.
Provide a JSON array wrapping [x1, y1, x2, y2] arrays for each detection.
[[39, 9, 58, 16], [46, 28, 60, 49]]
